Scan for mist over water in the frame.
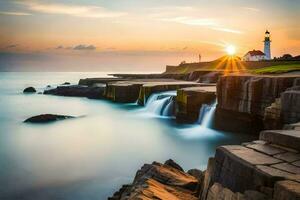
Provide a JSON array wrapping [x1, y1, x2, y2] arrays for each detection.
[[0, 72, 255, 200]]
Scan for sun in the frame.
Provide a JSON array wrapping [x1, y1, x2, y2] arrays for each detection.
[[225, 45, 236, 55]]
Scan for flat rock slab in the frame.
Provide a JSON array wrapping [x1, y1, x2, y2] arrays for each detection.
[[272, 163, 300, 174], [78, 78, 127, 86], [260, 130, 300, 151], [220, 145, 282, 165], [274, 180, 300, 200], [212, 146, 284, 193], [274, 152, 300, 163], [246, 143, 286, 155], [284, 122, 300, 131], [255, 165, 294, 179], [178, 86, 216, 93], [253, 140, 268, 145]]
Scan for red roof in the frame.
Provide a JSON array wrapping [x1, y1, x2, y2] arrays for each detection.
[[246, 50, 265, 56]]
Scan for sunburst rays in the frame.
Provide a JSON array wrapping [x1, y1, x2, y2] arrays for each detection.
[[213, 56, 246, 75]]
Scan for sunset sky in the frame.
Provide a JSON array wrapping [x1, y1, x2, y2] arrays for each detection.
[[0, 0, 299, 71]]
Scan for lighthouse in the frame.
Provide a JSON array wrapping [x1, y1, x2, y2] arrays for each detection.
[[264, 30, 271, 60]]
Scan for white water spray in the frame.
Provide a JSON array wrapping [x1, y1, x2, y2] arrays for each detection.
[[198, 100, 217, 128], [145, 91, 176, 116]]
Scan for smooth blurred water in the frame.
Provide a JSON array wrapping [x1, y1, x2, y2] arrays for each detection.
[[0, 72, 255, 200]]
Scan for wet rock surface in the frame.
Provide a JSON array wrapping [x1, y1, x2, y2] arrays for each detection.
[[24, 114, 74, 123], [23, 87, 36, 93]]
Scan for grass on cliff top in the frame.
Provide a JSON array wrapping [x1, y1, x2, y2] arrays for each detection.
[[252, 65, 300, 74]]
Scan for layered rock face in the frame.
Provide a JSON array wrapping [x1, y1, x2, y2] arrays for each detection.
[[281, 86, 300, 124], [205, 129, 300, 200], [109, 159, 202, 200], [176, 86, 216, 123], [105, 82, 141, 103], [215, 75, 300, 134], [44, 85, 105, 99]]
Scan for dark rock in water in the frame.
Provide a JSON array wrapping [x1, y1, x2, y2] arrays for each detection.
[[164, 159, 184, 172], [23, 87, 36, 93], [44, 85, 105, 99], [24, 114, 74, 123], [62, 82, 71, 85], [37, 92, 42, 94], [47, 85, 51, 88]]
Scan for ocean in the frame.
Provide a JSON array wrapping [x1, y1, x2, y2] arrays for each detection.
[[0, 72, 254, 200]]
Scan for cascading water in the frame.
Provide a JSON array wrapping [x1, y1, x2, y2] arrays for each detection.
[[145, 91, 176, 117], [162, 96, 175, 116], [198, 100, 217, 128]]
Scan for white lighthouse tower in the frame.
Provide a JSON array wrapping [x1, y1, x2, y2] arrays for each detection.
[[264, 30, 271, 60]]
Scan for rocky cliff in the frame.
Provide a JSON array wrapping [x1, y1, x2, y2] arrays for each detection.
[[215, 75, 300, 134]]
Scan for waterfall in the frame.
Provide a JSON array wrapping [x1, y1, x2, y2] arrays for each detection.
[[145, 91, 176, 117], [162, 96, 175, 116], [198, 100, 217, 128]]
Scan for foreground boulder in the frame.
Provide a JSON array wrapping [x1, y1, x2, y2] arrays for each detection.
[[23, 87, 36, 93], [44, 85, 104, 99], [109, 160, 201, 200], [24, 114, 74, 123]]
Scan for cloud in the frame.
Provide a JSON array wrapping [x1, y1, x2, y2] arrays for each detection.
[[73, 45, 96, 50], [16, 1, 126, 18], [242, 7, 260, 12], [5, 44, 18, 48], [0, 11, 32, 16], [55, 45, 64, 49], [161, 17, 217, 26], [160, 16, 243, 34], [53, 44, 96, 50], [210, 27, 243, 34]]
